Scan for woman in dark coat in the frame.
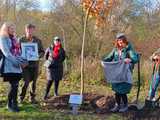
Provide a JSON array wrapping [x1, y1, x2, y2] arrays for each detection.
[[43, 36, 65, 100]]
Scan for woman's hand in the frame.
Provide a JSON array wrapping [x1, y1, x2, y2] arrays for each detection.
[[21, 63, 28, 68], [124, 58, 131, 64], [101, 61, 105, 67]]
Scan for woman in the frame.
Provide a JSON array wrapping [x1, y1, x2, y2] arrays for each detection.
[[0, 22, 28, 112], [103, 33, 139, 112], [43, 36, 65, 100]]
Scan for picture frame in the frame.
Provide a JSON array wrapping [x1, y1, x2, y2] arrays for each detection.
[[21, 43, 39, 61]]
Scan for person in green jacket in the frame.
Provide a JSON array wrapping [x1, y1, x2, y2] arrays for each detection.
[[103, 33, 139, 112]]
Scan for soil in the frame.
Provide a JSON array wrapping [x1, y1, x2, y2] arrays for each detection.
[[41, 93, 115, 113], [41, 93, 160, 120]]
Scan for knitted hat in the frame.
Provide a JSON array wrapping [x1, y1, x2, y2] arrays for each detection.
[[116, 33, 125, 39], [53, 36, 61, 41]]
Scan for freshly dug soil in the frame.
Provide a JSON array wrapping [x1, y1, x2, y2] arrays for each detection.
[[41, 93, 160, 119], [41, 93, 115, 113]]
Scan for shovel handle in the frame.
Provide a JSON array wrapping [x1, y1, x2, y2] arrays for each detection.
[[136, 53, 141, 103]]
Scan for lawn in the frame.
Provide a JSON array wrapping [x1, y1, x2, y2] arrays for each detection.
[[0, 67, 154, 120]]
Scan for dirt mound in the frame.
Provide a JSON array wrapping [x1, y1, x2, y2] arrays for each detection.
[[41, 93, 115, 113], [41, 94, 160, 119]]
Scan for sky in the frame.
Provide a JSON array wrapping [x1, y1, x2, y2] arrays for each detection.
[[39, 0, 52, 11], [39, 0, 64, 11]]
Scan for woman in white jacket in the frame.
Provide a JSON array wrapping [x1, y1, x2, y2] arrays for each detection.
[[0, 22, 28, 112]]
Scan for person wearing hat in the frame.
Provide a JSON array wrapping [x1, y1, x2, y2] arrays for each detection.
[[102, 33, 139, 112], [19, 23, 44, 104], [43, 36, 65, 100]]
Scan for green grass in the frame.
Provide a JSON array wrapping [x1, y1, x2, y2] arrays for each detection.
[[0, 78, 127, 120], [0, 67, 149, 120]]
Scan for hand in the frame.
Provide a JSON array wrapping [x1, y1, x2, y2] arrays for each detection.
[[124, 58, 131, 64], [101, 61, 105, 67], [21, 63, 28, 68]]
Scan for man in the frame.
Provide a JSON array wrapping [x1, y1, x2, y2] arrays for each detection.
[[19, 24, 44, 104]]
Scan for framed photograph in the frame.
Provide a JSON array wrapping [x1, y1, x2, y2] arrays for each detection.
[[21, 43, 39, 61]]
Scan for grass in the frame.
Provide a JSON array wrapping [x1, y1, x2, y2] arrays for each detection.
[[0, 77, 127, 120], [0, 60, 154, 120]]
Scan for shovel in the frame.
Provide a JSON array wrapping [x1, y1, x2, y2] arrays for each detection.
[[129, 53, 143, 110]]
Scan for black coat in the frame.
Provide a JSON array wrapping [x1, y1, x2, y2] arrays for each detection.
[[44, 46, 65, 81]]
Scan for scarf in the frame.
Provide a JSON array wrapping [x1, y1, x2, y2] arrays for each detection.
[[53, 44, 61, 59], [9, 35, 20, 56]]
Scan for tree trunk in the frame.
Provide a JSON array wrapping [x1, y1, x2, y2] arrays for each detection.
[[81, 0, 95, 95]]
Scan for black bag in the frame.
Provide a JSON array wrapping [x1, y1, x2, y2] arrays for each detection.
[[0, 50, 4, 77]]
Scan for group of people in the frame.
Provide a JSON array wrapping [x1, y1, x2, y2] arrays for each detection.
[[0, 22, 65, 112], [0, 22, 159, 113]]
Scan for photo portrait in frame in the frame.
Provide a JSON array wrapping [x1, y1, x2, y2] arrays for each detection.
[[21, 43, 39, 61]]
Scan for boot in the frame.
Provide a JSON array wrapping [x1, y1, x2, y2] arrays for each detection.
[[7, 99, 12, 111], [119, 104, 128, 112], [12, 101, 20, 112], [44, 80, 53, 100], [110, 103, 120, 112], [54, 80, 59, 96]]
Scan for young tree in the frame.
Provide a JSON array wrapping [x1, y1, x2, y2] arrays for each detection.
[[81, 0, 116, 94]]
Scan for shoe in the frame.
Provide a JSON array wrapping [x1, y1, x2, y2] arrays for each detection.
[[54, 93, 58, 97], [119, 104, 128, 112], [110, 104, 120, 112], [6, 102, 12, 111], [54, 94, 58, 97], [151, 97, 156, 101], [43, 95, 49, 100], [12, 103, 20, 112], [7, 103, 20, 112]]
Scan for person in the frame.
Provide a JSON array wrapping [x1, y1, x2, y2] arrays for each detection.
[[102, 33, 139, 112], [43, 36, 65, 100], [19, 24, 44, 104], [148, 52, 160, 101], [0, 22, 28, 112]]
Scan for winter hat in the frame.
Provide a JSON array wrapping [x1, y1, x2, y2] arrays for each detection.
[[116, 33, 125, 39], [53, 36, 61, 41]]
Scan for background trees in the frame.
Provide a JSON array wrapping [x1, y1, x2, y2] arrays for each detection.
[[0, 0, 159, 87]]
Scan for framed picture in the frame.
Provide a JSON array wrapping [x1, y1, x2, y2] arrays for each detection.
[[21, 43, 39, 61]]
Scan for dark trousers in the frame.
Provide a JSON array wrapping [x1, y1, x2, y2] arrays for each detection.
[[4, 76, 21, 107], [44, 80, 60, 97], [115, 93, 128, 106], [20, 66, 38, 100]]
